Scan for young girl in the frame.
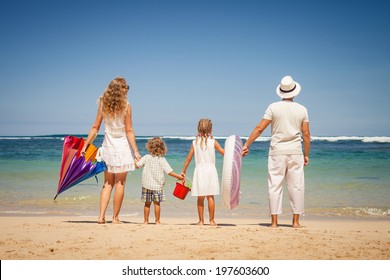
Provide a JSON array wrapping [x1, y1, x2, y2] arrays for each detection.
[[136, 137, 183, 224], [81, 77, 141, 224], [181, 119, 224, 226]]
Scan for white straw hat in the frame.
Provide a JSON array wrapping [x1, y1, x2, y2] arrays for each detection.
[[276, 76, 301, 99]]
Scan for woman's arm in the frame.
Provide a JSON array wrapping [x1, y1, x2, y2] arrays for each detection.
[[124, 104, 141, 160], [81, 107, 103, 153]]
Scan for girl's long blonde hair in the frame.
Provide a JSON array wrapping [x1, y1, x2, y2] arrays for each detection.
[[99, 77, 129, 119], [196, 118, 213, 149]]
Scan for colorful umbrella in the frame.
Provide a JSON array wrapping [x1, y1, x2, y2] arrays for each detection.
[[54, 136, 107, 200]]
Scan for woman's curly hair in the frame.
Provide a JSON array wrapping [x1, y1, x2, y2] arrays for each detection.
[[146, 137, 168, 157], [99, 77, 129, 119]]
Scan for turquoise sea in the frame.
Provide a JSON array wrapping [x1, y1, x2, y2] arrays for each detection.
[[0, 135, 389, 220]]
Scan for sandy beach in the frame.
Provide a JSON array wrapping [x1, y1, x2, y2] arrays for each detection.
[[0, 216, 389, 260]]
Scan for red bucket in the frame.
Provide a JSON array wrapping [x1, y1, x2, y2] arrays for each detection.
[[173, 181, 191, 200]]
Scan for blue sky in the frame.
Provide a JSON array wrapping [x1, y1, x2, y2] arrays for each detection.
[[0, 0, 389, 136]]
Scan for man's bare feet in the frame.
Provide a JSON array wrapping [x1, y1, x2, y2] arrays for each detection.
[[292, 223, 303, 228]]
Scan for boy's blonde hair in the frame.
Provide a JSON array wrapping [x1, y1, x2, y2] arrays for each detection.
[[196, 118, 213, 149], [146, 137, 167, 157], [99, 77, 129, 119]]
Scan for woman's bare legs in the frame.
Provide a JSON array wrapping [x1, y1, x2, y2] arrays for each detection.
[[112, 172, 127, 224], [98, 171, 114, 224], [98, 171, 127, 224]]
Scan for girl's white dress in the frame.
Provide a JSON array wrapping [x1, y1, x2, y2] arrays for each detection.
[[101, 111, 135, 173], [191, 138, 220, 196]]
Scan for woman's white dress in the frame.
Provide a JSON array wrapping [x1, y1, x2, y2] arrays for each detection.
[[101, 113, 135, 173], [191, 138, 220, 196]]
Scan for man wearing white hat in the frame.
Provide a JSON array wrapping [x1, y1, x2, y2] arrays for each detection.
[[242, 76, 311, 228]]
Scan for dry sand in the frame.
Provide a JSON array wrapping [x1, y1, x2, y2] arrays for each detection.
[[0, 216, 389, 260]]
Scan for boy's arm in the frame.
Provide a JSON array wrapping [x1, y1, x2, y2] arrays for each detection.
[[168, 171, 184, 181]]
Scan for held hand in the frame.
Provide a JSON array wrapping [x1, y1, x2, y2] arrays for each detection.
[[134, 151, 141, 161], [304, 156, 309, 166], [80, 145, 87, 156], [242, 146, 249, 157]]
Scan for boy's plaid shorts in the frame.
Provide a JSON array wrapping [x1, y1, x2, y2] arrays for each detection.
[[141, 187, 165, 203]]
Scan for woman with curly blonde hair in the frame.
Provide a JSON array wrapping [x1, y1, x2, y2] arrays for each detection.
[[82, 77, 141, 224]]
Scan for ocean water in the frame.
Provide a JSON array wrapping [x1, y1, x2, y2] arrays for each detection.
[[0, 135, 389, 220]]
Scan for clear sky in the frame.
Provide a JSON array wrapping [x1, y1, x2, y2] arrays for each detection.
[[0, 0, 389, 136]]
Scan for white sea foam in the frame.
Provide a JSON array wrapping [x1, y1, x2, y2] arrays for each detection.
[[161, 135, 390, 143], [361, 136, 390, 143], [1, 135, 390, 143], [162, 136, 196, 140], [343, 207, 390, 216], [311, 136, 390, 143], [0, 136, 63, 140], [0, 137, 32, 140]]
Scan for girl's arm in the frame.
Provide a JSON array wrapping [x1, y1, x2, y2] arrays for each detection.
[[214, 139, 224, 156], [82, 107, 103, 153], [124, 104, 141, 161], [181, 145, 194, 177]]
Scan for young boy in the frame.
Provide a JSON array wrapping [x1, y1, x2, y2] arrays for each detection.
[[136, 137, 183, 224]]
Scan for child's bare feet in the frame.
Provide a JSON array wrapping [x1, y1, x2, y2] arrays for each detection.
[[209, 220, 217, 226]]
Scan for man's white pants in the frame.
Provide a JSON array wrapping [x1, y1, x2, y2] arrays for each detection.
[[268, 155, 305, 215]]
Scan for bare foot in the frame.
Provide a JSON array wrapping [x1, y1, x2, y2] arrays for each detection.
[[143, 221, 149, 225], [155, 221, 161, 225], [97, 218, 106, 224], [196, 221, 204, 226], [112, 220, 123, 224], [270, 223, 278, 228], [209, 221, 218, 226], [292, 223, 303, 228]]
